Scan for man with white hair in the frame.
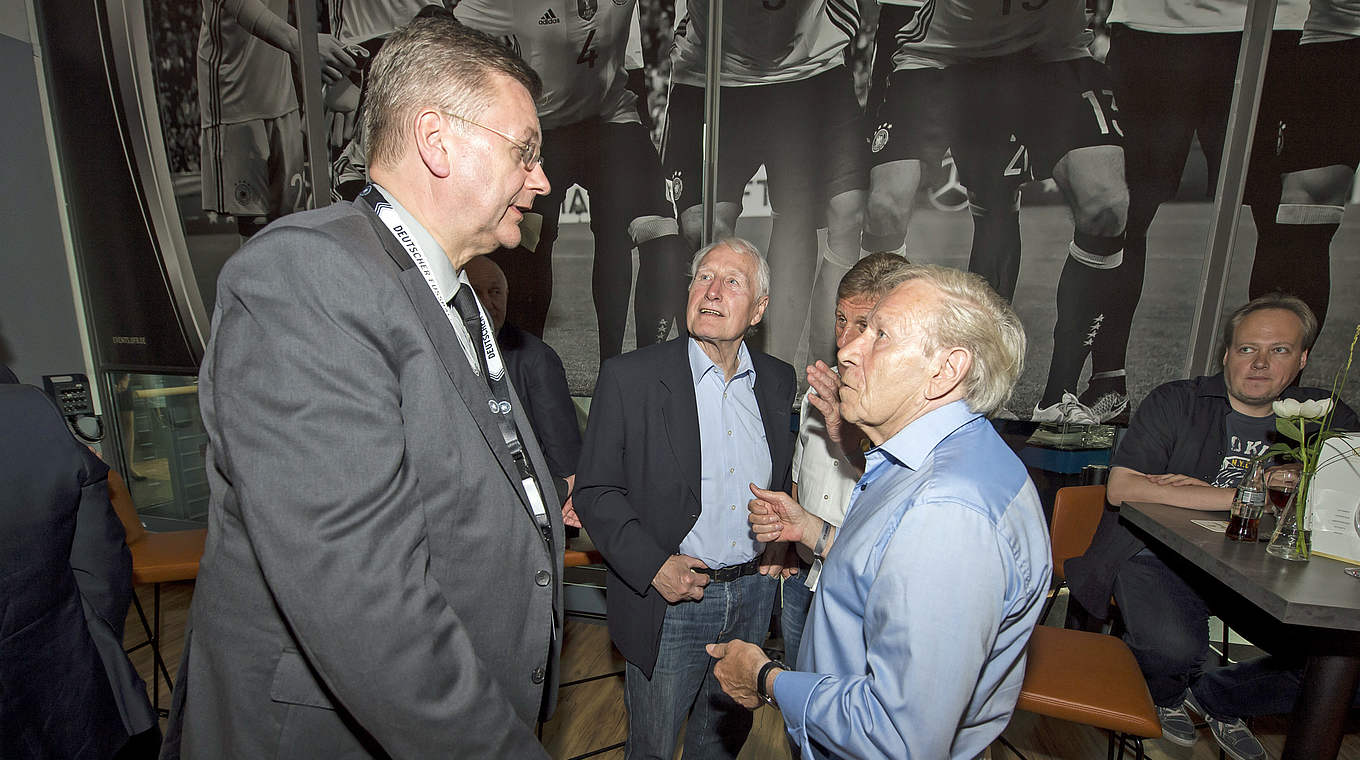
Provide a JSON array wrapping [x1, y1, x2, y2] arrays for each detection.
[[575, 238, 796, 759], [708, 264, 1051, 759]]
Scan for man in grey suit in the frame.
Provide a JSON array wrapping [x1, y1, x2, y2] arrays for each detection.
[[162, 18, 562, 759]]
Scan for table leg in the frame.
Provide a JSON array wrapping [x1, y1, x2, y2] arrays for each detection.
[[1281, 654, 1360, 760]]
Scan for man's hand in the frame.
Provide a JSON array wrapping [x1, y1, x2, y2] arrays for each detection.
[[561, 474, 581, 528], [706, 640, 773, 710], [652, 554, 710, 603], [807, 360, 867, 468], [758, 541, 799, 578], [749, 484, 818, 546], [806, 360, 844, 442], [313, 33, 358, 85]]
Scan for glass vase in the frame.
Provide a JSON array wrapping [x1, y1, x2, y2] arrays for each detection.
[[1266, 487, 1311, 562]]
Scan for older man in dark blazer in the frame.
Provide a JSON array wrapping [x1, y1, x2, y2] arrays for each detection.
[[162, 19, 562, 759], [0, 373, 156, 759], [576, 238, 796, 760]]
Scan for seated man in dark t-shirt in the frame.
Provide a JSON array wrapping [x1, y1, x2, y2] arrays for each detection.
[[465, 256, 582, 510], [1066, 293, 1358, 759]]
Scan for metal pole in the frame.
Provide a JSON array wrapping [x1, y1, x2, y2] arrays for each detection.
[[701, 0, 724, 245], [295, 0, 331, 209], [1184, 0, 1277, 377]]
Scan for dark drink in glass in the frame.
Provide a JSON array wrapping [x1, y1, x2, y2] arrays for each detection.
[[1268, 487, 1295, 511], [1226, 512, 1259, 541]]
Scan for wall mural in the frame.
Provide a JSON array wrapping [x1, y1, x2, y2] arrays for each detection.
[[142, 0, 1359, 417]]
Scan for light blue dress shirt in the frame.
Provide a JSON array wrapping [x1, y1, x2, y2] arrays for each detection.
[[772, 401, 1051, 760], [678, 338, 771, 568]]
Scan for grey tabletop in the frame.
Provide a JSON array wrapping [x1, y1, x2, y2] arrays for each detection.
[[1122, 502, 1360, 631]]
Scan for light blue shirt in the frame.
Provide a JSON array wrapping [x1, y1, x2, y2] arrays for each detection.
[[772, 401, 1051, 760], [678, 338, 770, 568]]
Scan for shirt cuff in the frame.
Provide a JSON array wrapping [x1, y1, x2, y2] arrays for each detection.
[[772, 669, 832, 752]]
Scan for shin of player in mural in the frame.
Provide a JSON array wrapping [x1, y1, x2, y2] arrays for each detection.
[[664, 0, 869, 371], [865, 0, 1129, 423], [455, 0, 690, 361], [197, 0, 357, 239], [1090, 0, 1358, 423]]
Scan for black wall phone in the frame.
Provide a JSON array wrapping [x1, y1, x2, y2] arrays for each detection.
[[43, 373, 104, 443]]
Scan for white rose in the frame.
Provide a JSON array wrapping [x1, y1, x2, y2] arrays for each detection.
[[1299, 399, 1333, 418], [1274, 399, 1302, 417]]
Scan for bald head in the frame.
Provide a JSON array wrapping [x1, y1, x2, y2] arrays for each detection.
[[464, 256, 509, 330]]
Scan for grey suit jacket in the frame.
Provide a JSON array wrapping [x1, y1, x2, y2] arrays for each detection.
[[161, 198, 563, 759]]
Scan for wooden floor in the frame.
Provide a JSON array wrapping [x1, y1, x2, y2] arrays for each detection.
[[126, 582, 1359, 759]]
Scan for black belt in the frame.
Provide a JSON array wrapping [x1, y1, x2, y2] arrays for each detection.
[[694, 557, 761, 583]]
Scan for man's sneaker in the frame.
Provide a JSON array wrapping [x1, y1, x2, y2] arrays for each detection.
[[1156, 697, 1199, 747], [1184, 690, 1267, 760], [1032, 392, 1098, 425]]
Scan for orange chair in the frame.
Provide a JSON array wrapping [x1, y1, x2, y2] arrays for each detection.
[[1014, 625, 1162, 759], [999, 485, 1160, 760], [109, 469, 206, 714], [1038, 484, 1107, 625]]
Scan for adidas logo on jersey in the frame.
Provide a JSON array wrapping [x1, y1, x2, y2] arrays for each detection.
[[538, 9, 560, 24]]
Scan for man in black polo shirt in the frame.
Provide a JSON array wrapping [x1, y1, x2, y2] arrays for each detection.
[[1066, 293, 1357, 758]]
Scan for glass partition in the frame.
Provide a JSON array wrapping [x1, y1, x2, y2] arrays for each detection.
[[105, 372, 208, 529]]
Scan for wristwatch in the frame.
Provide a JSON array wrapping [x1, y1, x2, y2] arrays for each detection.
[[756, 659, 787, 707]]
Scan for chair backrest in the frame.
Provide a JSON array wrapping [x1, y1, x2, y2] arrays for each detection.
[[1050, 485, 1106, 582], [107, 469, 147, 546]]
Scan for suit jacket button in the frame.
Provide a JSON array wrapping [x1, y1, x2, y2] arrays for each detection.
[[536, 569, 551, 586], [531, 667, 546, 684]]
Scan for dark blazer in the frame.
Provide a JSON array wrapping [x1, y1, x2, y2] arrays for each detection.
[[0, 384, 153, 759], [575, 337, 795, 676], [161, 198, 563, 759], [500, 322, 582, 480]]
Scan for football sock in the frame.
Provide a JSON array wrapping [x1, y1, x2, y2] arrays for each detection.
[[1040, 233, 1125, 408], [860, 232, 907, 258], [966, 188, 1023, 301], [808, 232, 860, 366], [1251, 203, 1340, 330], [633, 232, 689, 352], [592, 226, 635, 360], [1089, 232, 1146, 388]]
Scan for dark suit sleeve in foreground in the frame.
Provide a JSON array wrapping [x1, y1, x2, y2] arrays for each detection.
[[208, 228, 547, 757], [574, 360, 672, 596]]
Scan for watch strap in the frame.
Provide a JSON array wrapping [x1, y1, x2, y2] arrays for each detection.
[[757, 659, 787, 707]]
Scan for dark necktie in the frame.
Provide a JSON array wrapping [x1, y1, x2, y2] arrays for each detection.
[[450, 283, 491, 383]]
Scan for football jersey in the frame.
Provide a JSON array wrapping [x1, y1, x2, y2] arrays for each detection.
[[669, 0, 861, 87], [197, 0, 298, 126], [327, 0, 427, 45], [889, 0, 1093, 69], [1108, 0, 1308, 33], [1303, 0, 1360, 42], [455, 0, 640, 130]]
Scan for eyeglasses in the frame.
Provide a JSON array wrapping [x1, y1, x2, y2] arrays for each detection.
[[443, 111, 543, 171]]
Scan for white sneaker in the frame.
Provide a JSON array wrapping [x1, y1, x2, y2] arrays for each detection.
[[1032, 392, 1097, 425], [1083, 390, 1129, 424]]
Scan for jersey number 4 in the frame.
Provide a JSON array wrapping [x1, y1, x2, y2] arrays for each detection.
[[577, 29, 598, 68]]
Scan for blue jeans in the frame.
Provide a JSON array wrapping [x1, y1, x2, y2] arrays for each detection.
[[1193, 656, 1360, 720], [1112, 549, 1210, 706], [780, 568, 814, 669], [624, 571, 778, 760]]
